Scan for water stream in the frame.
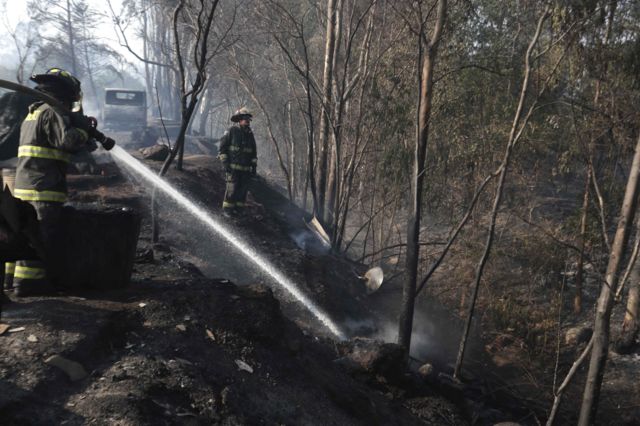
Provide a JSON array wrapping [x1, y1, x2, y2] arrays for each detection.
[[110, 146, 346, 340]]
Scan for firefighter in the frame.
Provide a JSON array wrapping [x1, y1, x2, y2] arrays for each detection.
[[218, 107, 257, 217], [12, 68, 114, 296]]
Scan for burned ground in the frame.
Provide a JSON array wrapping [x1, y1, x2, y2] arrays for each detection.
[[0, 153, 468, 425], [3, 151, 638, 425]]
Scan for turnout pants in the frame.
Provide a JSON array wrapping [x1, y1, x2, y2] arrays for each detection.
[[223, 172, 251, 212], [14, 201, 64, 296]]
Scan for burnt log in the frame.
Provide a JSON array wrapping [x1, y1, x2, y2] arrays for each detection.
[[139, 144, 170, 161]]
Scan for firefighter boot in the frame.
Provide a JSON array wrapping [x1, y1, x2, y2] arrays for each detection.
[[13, 260, 54, 297], [3, 262, 14, 291]]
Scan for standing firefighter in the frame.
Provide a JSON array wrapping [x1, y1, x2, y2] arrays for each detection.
[[12, 68, 114, 296], [218, 107, 257, 217]]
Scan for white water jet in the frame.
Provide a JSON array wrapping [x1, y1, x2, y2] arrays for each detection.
[[110, 146, 346, 340]]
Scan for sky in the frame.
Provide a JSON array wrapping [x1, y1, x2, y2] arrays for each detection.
[[0, 0, 143, 77]]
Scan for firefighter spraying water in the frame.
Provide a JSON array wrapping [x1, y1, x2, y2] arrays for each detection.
[[0, 75, 344, 339], [0, 71, 116, 303]]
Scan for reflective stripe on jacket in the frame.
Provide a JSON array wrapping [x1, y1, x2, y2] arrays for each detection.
[[15, 102, 88, 202]]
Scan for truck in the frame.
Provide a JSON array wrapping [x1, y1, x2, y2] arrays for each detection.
[[102, 88, 147, 131]]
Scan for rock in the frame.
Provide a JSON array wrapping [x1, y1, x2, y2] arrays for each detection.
[[135, 248, 154, 263], [176, 324, 187, 332], [220, 386, 237, 407], [45, 355, 88, 381], [565, 325, 592, 346], [339, 338, 406, 381], [152, 243, 171, 253], [139, 144, 170, 161], [0, 323, 9, 335], [235, 359, 254, 373], [27, 334, 38, 342], [418, 363, 434, 378]]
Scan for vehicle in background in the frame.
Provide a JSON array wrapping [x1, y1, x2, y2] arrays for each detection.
[[102, 89, 147, 131]]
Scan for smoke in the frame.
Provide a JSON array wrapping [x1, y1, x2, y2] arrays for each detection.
[[373, 319, 437, 361], [289, 229, 330, 255]]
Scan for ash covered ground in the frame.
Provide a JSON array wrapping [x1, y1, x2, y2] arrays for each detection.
[[3, 151, 638, 425], [0, 152, 468, 425]]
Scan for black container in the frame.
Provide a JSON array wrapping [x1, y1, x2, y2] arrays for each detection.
[[61, 205, 141, 290]]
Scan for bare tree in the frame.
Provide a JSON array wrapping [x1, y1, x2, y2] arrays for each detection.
[[573, 1, 617, 315], [617, 260, 640, 352], [453, 4, 552, 379], [579, 132, 640, 425], [398, 0, 447, 352], [266, 0, 320, 213], [1, 1, 39, 83], [158, 0, 226, 173], [316, 0, 338, 223]]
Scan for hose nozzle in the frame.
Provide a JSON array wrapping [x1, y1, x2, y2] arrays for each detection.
[[100, 137, 115, 151]]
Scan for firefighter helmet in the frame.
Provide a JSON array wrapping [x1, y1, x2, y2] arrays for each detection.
[[30, 68, 82, 102], [230, 107, 252, 123]]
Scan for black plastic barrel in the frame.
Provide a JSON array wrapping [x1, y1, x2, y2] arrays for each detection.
[[60, 205, 141, 290]]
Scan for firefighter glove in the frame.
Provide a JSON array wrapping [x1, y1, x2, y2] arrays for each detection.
[[100, 137, 116, 151], [86, 138, 99, 152], [70, 111, 93, 132], [71, 113, 107, 142]]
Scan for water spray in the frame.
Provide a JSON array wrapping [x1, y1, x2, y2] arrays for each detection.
[[110, 146, 346, 340]]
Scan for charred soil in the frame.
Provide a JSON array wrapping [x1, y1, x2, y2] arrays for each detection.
[[1, 153, 469, 425]]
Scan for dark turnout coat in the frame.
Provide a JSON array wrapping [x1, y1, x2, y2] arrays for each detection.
[[218, 124, 257, 211], [218, 125, 257, 173], [15, 102, 89, 203]]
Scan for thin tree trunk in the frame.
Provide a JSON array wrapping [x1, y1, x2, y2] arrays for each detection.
[[615, 255, 640, 353], [325, 0, 344, 231], [143, 0, 153, 114], [578, 133, 640, 425], [197, 86, 212, 136], [398, 0, 446, 352], [575, 167, 592, 314], [287, 102, 297, 201], [453, 5, 550, 379], [66, 0, 78, 76], [317, 0, 338, 223], [546, 338, 594, 426]]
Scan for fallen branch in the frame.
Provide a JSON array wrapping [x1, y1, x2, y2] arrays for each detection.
[[546, 337, 594, 426]]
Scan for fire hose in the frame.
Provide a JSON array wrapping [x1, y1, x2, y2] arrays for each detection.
[[0, 78, 115, 150]]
